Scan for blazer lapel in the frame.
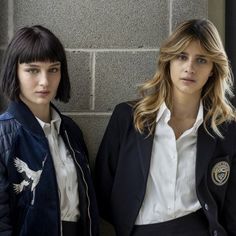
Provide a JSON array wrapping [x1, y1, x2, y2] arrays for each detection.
[[196, 124, 217, 186], [135, 130, 154, 180]]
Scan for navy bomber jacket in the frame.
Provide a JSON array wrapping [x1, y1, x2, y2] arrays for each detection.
[[0, 100, 99, 236]]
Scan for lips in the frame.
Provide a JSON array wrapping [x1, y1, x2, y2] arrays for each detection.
[[36, 91, 50, 96], [181, 77, 196, 83]]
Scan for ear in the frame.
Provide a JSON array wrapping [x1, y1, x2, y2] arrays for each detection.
[[209, 71, 213, 77]]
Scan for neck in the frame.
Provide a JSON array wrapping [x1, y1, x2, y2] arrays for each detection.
[[170, 92, 201, 120], [19, 97, 51, 123], [33, 106, 51, 123]]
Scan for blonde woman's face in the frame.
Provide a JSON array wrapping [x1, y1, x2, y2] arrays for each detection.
[[170, 40, 213, 99]]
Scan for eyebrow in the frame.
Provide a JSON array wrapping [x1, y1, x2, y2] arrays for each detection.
[[24, 62, 61, 67], [180, 52, 207, 58], [49, 62, 61, 67]]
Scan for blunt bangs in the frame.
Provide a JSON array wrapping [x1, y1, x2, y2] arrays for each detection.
[[0, 25, 70, 102], [17, 28, 64, 64]]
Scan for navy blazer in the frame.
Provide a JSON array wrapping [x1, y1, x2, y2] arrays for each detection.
[[95, 102, 236, 236]]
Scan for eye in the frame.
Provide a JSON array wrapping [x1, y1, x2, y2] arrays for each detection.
[[197, 58, 207, 64], [25, 68, 39, 74], [49, 67, 60, 73], [176, 54, 188, 61]]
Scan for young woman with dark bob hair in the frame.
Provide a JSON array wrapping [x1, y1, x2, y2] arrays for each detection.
[[0, 25, 99, 236], [95, 19, 236, 236]]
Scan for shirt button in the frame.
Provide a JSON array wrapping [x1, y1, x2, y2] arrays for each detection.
[[213, 230, 217, 236], [204, 203, 209, 211]]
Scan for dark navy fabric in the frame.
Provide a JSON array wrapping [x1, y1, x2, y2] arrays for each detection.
[[132, 210, 209, 236], [95, 102, 236, 236], [0, 100, 99, 236]]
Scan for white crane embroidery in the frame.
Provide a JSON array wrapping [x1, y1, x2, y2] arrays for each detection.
[[13, 157, 47, 195], [13, 179, 30, 193]]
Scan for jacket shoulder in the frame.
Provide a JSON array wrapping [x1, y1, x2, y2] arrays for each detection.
[[0, 112, 20, 160], [114, 101, 134, 112], [0, 111, 14, 121], [0, 112, 20, 136], [112, 102, 134, 120], [105, 102, 136, 136]]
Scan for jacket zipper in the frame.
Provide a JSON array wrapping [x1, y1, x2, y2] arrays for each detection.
[[31, 189, 35, 205], [64, 130, 92, 236], [48, 136, 63, 236], [44, 138, 62, 236]]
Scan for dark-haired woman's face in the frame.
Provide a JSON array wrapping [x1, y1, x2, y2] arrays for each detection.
[[17, 61, 61, 113]]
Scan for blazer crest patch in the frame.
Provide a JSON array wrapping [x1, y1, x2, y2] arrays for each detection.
[[211, 161, 230, 186]]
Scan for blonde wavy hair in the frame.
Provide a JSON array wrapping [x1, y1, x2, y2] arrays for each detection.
[[133, 19, 235, 138]]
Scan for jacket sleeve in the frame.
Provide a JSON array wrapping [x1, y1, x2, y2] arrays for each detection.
[[222, 153, 236, 235], [0, 154, 12, 236], [94, 103, 131, 223]]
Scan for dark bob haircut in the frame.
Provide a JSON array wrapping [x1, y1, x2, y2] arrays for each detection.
[[0, 25, 70, 102]]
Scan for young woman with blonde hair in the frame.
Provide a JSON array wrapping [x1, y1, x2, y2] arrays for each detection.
[[95, 19, 236, 236]]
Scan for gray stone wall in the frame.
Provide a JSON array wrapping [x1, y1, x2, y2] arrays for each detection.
[[0, 0, 208, 235]]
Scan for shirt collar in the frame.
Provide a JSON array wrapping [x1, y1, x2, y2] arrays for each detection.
[[193, 101, 204, 133], [36, 108, 61, 135], [156, 102, 170, 123], [156, 101, 204, 133]]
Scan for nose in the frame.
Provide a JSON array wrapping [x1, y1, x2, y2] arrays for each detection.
[[184, 59, 195, 74], [39, 72, 49, 87]]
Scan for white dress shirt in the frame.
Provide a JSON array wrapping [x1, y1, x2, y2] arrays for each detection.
[[36, 108, 80, 222], [135, 102, 203, 225]]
